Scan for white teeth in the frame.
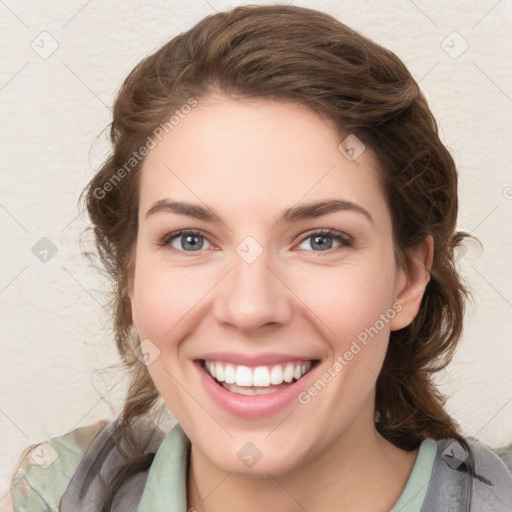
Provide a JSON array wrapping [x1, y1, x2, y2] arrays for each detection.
[[283, 363, 294, 383], [224, 363, 236, 384], [235, 365, 253, 386], [252, 366, 270, 386], [222, 383, 289, 395], [205, 360, 313, 389], [269, 365, 284, 385], [215, 362, 224, 382]]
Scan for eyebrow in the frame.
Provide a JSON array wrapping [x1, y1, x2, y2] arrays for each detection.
[[145, 198, 373, 225]]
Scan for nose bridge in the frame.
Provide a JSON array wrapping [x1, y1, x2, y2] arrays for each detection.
[[213, 241, 292, 332]]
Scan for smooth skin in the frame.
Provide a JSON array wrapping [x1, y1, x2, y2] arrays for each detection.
[[128, 93, 434, 512]]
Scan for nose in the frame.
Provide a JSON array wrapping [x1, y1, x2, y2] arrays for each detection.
[[212, 250, 292, 334]]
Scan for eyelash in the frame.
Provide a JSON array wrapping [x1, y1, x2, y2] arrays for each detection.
[[158, 228, 353, 255]]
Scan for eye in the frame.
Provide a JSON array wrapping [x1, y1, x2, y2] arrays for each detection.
[[296, 229, 353, 253], [159, 229, 214, 253], [158, 228, 353, 255]]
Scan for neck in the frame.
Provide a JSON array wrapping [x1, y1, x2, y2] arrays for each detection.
[[187, 407, 419, 512]]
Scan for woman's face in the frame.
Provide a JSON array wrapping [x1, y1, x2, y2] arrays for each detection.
[[129, 94, 425, 476]]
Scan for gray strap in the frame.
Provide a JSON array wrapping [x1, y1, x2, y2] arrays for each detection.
[[60, 421, 165, 512], [421, 438, 512, 511]]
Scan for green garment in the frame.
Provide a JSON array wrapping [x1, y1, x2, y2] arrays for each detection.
[[136, 424, 437, 512], [10, 420, 437, 511]]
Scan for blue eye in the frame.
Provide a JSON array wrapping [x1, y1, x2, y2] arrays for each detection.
[[159, 228, 352, 254], [160, 230, 212, 252], [297, 229, 353, 252]]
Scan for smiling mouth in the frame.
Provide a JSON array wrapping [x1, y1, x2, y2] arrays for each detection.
[[200, 359, 318, 396]]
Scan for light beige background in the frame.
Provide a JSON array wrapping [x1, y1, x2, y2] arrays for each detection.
[[1, 0, 511, 506]]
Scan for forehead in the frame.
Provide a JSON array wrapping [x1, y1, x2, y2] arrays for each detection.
[[138, 95, 389, 229]]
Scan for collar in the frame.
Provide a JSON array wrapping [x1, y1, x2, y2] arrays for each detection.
[[136, 422, 190, 511], [136, 423, 437, 512], [390, 438, 438, 511]]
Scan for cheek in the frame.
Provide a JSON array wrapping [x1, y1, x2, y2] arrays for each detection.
[[131, 263, 202, 408], [293, 258, 397, 344], [132, 260, 213, 342]]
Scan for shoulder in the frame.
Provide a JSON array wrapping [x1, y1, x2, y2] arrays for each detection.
[[493, 442, 512, 472], [59, 417, 166, 511], [10, 419, 109, 512], [423, 437, 512, 511]]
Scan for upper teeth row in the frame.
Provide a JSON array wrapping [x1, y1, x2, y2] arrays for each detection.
[[205, 361, 312, 387]]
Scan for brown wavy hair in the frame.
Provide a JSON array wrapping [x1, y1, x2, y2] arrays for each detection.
[[81, 4, 475, 509]]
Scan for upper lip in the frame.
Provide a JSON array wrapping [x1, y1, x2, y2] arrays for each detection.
[[195, 352, 318, 367]]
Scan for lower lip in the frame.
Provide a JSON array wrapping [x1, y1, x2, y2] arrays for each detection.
[[196, 361, 316, 418]]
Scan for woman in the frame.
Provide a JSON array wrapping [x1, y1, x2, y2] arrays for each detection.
[[11, 4, 512, 511]]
